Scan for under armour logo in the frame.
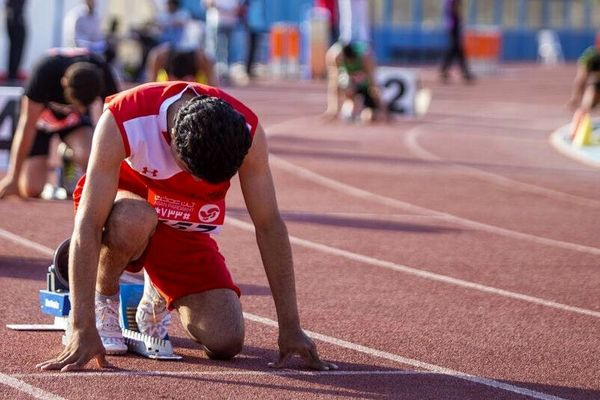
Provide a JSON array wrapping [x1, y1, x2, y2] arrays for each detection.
[[142, 167, 158, 177]]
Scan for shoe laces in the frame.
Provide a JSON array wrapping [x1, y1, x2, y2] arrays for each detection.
[[96, 299, 121, 333]]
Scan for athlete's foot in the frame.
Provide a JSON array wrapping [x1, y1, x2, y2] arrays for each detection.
[[96, 296, 127, 355], [136, 272, 172, 339]]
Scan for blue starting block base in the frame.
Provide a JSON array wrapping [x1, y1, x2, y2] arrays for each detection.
[[119, 283, 144, 330], [39, 290, 71, 317], [38, 282, 145, 331]]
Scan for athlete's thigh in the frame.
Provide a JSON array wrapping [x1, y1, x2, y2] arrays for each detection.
[[174, 288, 244, 341]]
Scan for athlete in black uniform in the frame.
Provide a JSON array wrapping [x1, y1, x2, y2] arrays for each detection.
[[0, 48, 119, 198]]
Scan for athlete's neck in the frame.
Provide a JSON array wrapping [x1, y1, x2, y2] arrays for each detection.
[[166, 89, 198, 133]]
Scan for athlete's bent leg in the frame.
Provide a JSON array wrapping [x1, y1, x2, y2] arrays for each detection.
[[96, 190, 158, 295], [174, 288, 245, 360], [62, 126, 93, 171], [18, 155, 48, 197]]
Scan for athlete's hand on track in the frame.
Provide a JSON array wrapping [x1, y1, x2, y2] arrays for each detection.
[[321, 109, 339, 122], [0, 176, 19, 199], [269, 328, 338, 371], [36, 327, 113, 372]]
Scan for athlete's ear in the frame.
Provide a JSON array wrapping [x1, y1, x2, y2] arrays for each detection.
[[60, 76, 68, 89]]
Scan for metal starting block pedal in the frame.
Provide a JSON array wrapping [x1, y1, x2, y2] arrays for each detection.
[[119, 283, 181, 360], [122, 328, 182, 360]]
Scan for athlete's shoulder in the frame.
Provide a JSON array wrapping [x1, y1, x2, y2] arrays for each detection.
[[578, 46, 599, 67]]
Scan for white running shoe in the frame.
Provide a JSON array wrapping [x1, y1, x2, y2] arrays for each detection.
[[135, 272, 172, 339], [95, 297, 128, 354]]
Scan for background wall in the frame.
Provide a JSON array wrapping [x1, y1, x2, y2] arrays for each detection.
[[0, 0, 596, 78]]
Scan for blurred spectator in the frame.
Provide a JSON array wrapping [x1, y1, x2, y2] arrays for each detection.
[[63, 0, 116, 64], [243, 0, 268, 78], [146, 44, 216, 86], [315, 0, 338, 45], [337, 0, 369, 45], [440, 0, 473, 83], [155, 0, 191, 48], [5, 0, 27, 83], [180, 0, 207, 21], [128, 0, 190, 81], [0, 48, 119, 199], [204, 0, 244, 82]]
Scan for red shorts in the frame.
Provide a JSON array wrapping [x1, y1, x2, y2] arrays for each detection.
[[73, 171, 240, 309]]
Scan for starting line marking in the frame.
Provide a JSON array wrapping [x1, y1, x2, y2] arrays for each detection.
[[0, 372, 66, 400]]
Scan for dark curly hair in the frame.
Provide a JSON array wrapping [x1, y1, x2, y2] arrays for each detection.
[[63, 62, 105, 107], [173, 95, 252, 183]]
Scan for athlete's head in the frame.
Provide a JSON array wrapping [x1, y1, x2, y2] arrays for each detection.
[[589, 54, 600, 72], [167, 0, 180, 13], [342, 43, 357, 61], [62, 62, 104, 110], [167, 50, 197, 81], [172, 95, 252, 183]]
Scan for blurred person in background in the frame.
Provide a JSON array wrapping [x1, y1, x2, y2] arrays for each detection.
[[63, 0, 117, 64], [146, 44, 216, 85], [325, 41, 380, 123], [5, 0, 27, 83], [242, 0, 268, 79], [204, 0, 245, 83], [314, 0, 338, 45], [567, 44, 600, 140], [0, 48, 119, 199], [439, 0, 474, 83], [337, 0, 369, 46], [568, 45, 600, 114], [128, 0, 191, 81]]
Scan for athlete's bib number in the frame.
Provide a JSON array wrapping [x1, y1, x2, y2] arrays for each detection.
[[147, 188, 225, 233]]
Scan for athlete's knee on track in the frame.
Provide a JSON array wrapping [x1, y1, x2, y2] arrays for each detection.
[[181, 311, 245, 360], [185, 320, 244, 360]]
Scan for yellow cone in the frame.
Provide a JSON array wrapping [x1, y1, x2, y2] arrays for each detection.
[[573, 113, 593, 146]]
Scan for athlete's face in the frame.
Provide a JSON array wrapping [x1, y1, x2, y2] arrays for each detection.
[[170, 128, 202, 181]]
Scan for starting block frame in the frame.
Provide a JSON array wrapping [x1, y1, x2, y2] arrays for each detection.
[[6, 239, 181, 360]]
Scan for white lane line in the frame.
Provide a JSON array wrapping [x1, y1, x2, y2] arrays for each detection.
[[227, 217, 600, 319], [0, 372, 66, 400], [269, 154, 600, 256], [404, 126, 600, 208], [13, 370, 428, 378], [0, 227, 54, 256], [244, 313, 567, 400], [0, 228, 574, 400]]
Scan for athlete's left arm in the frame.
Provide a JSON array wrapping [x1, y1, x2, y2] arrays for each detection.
[[238, 124, 337, 371]]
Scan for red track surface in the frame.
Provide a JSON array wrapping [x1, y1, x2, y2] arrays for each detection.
[[0, 65, 598, 400]]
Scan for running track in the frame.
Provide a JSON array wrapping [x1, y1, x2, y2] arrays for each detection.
[[0, 65, 598, 399]]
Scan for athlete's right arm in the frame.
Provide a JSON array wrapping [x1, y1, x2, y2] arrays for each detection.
[[0, 96, 44, 198], [324, 44, 342, 118], [568, 63, 589, 110], [37, 110, 125, 372]]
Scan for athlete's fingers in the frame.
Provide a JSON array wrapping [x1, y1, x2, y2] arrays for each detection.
[[94, 354, 115, 369], [268, 352, 292, 369], [303, 346, 337, 371]]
